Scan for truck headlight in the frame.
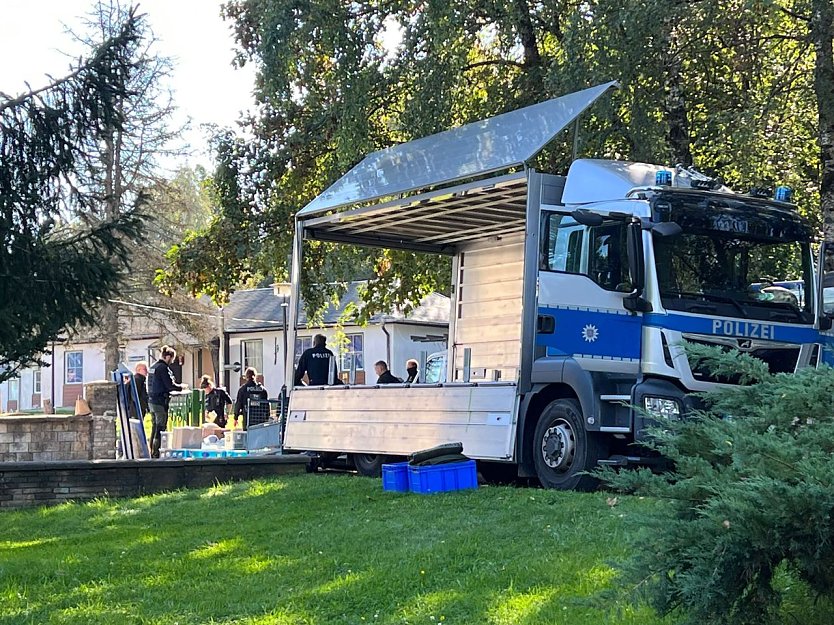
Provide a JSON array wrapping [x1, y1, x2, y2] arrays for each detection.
[[643, 396, 682, 420]]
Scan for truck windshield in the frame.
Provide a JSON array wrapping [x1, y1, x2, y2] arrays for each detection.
[[651, 193, 814, 324]]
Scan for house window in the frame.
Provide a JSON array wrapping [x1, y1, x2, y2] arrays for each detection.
[[340, 334, 364, 372], [294, 336, 313, 366], [242, 339, 263, 374], [65, 351, 83, 384], [33, 369, 41, 395], [8, 378, 19, 402]]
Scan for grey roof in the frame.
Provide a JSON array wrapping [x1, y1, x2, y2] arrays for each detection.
[[299, 81, 618, 217], [223, 284, 450, 333]]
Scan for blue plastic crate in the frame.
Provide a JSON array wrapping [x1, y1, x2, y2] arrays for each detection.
[[382, 462, 410, 492], [408, 460, 478, 494]]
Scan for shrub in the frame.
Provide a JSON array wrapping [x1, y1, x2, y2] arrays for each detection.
[[601, 347, 834, 625]]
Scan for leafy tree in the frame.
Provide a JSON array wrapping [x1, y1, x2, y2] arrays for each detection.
[[0, 9, 146, 383], [70, 0, 183, 372], [162, 0, 828, 312]]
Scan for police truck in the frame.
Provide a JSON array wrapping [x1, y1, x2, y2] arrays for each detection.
[[280, 81, 830, 489]]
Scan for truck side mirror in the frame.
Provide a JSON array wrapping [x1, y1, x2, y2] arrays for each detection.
[[624, 220, 652, 313]]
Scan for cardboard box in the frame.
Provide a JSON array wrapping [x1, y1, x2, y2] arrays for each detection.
[[225, 430, 247, 450], [171, 426, 202, 449]]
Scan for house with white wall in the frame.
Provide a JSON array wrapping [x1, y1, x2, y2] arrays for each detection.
[[1, 284, 450, 412], [0, 314, 214, 412]]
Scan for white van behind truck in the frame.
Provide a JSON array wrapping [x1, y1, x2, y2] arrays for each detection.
[[423, 352, 446, 385], [282, 82, 828, 489]]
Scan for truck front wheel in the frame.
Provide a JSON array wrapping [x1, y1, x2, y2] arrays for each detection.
[[533, 398, 606, 491]]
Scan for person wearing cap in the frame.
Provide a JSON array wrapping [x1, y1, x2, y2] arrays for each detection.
[[200, 375, 233, 428]]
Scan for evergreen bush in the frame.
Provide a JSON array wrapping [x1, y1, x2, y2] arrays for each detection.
[[601, 346, 834, 624]]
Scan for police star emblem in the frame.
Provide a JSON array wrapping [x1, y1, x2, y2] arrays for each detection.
[[582, 324, 599, 342]]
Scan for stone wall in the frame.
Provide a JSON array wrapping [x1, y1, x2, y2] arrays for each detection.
[[0, 415, 116, 462], [0, 456, 309, 508]]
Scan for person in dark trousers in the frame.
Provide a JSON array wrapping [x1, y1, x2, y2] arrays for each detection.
[[235, 367, 268, 428], [374, 360, 402, 384], [404, 359, 419, 384], [294, 334, 336, 386], [133, 361, 150, 418], [148, 345, 187, 458], [200, 374, 233, 428]]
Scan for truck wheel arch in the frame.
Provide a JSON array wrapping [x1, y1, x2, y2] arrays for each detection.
[[518, 363, 598, 476]]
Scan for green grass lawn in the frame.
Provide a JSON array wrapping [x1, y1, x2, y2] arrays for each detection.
[[0, 473, 674, 625]]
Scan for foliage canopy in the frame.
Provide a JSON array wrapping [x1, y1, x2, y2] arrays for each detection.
[[160, 0, 825, 315]]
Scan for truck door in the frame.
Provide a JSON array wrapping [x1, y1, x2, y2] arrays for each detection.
[[816, 241, 834, 364], [536, 212, 644, 373]]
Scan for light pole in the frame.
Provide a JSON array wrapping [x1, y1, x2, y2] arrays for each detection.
[[272, 282, 292, 417]]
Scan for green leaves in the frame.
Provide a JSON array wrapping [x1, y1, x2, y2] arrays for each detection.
[[602, 360, 834, 624]]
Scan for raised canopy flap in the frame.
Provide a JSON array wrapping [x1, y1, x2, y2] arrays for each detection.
[[298, 81, 618, 217]]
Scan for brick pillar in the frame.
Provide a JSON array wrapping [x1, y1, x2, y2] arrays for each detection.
[[84, 380, 118, 416], [91, 415, 116, 459]]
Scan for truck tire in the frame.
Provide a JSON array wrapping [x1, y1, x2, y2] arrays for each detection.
[[533, 398, 607, 491], [352, 453, 390, 477]]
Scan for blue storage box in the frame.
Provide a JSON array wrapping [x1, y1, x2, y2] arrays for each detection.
[[382, 462, 411, 492], [408, 460, 478, 494]]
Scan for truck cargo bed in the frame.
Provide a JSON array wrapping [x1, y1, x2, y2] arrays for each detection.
[[283, 382, 518, 460]]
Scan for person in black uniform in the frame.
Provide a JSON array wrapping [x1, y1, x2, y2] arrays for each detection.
[[374, 361, 402, 384], [234, 367, 268, 428], [294, 334, 336, 386], [200, 375, 233, 428], [148, 346, 188, 458], [133, 361, 150, 418]]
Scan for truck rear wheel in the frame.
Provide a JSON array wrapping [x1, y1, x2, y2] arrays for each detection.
[[352, 453, 389, 477], [533, 398, 606, 491]]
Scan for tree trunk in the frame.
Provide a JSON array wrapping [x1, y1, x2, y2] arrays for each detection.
[[102, 127, 122, 373], [511, 0, 545, 102], [103, 302, 121, 374], [662, 18, 693, 167], [812, 0, 834, 241]]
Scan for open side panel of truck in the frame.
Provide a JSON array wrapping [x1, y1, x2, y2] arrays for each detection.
[[284, 383, 518, 459], [282, 82, 618, 463]]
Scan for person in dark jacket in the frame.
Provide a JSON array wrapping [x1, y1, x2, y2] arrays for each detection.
[[200, 375, 233, 428], [148, 345, 187, 458], [294, 334, 336, 386], [133, 361, 150, 418], [235, 367, 269, 428], [374, 360, 402, 384], [404, 359, 419, 384]]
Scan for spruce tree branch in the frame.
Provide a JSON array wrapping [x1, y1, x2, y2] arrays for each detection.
[[0, 8, 139, 113]]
